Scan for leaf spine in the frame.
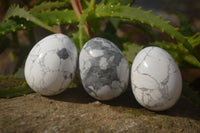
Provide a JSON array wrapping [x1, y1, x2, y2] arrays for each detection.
[[166, 21, 170, 24], [68, 20, 72, 23], [175, 28, 179, 31]]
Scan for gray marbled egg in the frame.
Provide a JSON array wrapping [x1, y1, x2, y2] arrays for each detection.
[[79, 37, 129, 101]]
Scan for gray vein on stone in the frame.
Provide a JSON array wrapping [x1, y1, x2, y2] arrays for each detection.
[[134, 47, 154, 72], [132, 47, 178, 108]]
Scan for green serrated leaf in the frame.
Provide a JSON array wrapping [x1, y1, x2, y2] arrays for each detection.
[[0, 18, 31, 36], [101, 0, 120, 5], [120, 0, 135, 5], [97, 32, 124, 50], [30, 1, 70, 14], [103, 18, 120, 35], [183, 55, 200, 68], [121, 19, 162, 41], [110, 17, 121, 30], [14, 68, 25, 78], [0, 76, 34, 98], [188, 32, 200, 48], [95, 4, 200, 62], [182, 82, 200, 108], [0, 83, 34, 98], [178, 13, 192, 36], [78, 0, 95, 49], [102, 0, 135, 5], [4, 5, 54, 32], [35, 9, 78, 25], [78, 9, 90, 50], [0, 9, 78, 36], [87, 11, 100, 34], [72, 31, 89, 53]]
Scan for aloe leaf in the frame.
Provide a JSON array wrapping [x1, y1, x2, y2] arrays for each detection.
[[77, 9, 90, 50], [183, 55, 200, 68], [0, 10, 78, 36], [0, 76, 34, 98], [188, 33, 200, 48], [0, 83, 34, 98], [78, 0, 95, 49], [183, 82, 200, 108], [35, 10, 78, 25], [95, 4, 200, 62], [29, 1, 70, 14], [0, 18, 32, 36], [97, 32, 125, 50], [178, 13, 192, 36], [102, 0, 135, 5], [3, 5, 54, 32], [72, 30, 89, 53]]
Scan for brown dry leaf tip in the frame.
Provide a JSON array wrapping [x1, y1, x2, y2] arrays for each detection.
[[52, 26, 62, 33], [54, 30, 62, 34], [71, 0, 94, 38], [71, 0, 82, 20], [85, 21, 95, 37]]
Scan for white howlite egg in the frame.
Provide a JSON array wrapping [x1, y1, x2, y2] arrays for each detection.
[[131, 46, 182, 111], [79, 37, 129, 101], [24, 34, 78, 96]]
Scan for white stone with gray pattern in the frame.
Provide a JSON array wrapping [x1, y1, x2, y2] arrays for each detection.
[[131, 47, 182, 111], [25, 34, 78, 96], [79, 37, 129, 101]]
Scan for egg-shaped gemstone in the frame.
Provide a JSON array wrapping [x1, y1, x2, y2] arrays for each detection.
[[24, 34, 78, 96], [131, 46, 182, 111], [79, 37, 129, 101]]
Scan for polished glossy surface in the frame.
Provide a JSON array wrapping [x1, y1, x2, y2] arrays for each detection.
[[25, 34, 78, 96], [79, 37, 129, 101], [131, 47, 182, 111]]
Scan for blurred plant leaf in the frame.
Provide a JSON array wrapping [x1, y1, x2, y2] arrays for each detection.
[[0, 10, 78, 36], [0, 82, 34, 98], [178, 13, 192, 36], [29, 1, 70, 14], [122, 42, 143, 65], [14, 68, 25, 78], [102, 0, 135, 5], [182, 82, 200, 108], [188, 33, 200, 48], [0, 76, 34, 98], [4, 5, 54, 32], [95, 4, 200, 62], [0, 36, 10, 53]]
